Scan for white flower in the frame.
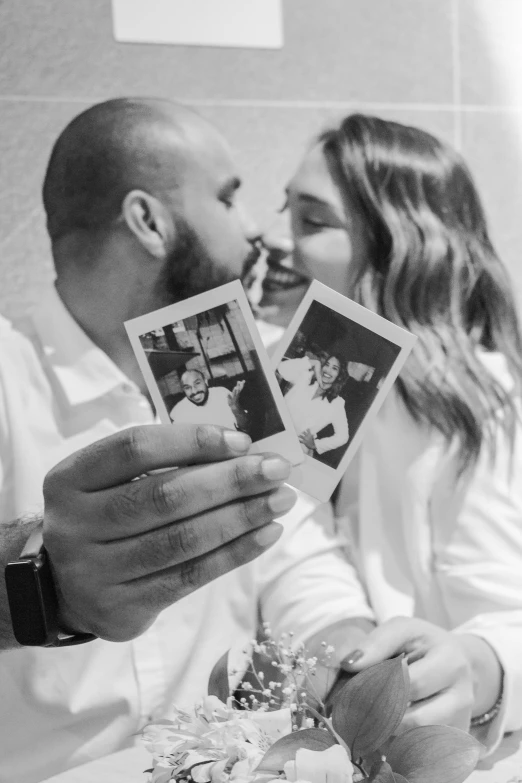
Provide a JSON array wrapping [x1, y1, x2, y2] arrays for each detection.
[[284, 745, 353, 783], [248, 707, 292, 745]]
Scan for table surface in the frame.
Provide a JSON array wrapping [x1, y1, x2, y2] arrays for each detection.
[[42, 731, 522, 783]]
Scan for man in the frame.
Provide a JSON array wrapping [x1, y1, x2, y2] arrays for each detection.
[[170, 369, 248, 430], [0, 98, 373, 782]]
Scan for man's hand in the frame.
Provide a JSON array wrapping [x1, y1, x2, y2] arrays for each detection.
[[42, 423, 296, 642], [341, 617, 482, 732], [228, 380, 246, 414], [228, 381, 249, 431]]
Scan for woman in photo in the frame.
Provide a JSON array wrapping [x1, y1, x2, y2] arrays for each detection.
[[277, 352, 349, 456], [259, 114, 522, 752]]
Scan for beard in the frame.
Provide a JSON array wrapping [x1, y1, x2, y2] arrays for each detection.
[[159, 221, 241, 304], [188, 387, 209, 406]]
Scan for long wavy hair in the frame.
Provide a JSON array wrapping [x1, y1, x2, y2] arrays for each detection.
[[319, 114, 522, 472], [311, 354, 349, 403]]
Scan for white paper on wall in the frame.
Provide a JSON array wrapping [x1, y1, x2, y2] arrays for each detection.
[[112, 0, 283, 49]]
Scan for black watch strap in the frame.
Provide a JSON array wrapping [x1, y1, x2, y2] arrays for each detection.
[[5, 522, 96, 647]]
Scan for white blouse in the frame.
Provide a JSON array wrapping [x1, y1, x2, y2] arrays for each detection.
[[278, 356, 349, 454], [334, 351, 522, 753]]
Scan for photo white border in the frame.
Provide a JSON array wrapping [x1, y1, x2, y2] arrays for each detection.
[[271, 280, 417, 502], [125, 280, 304, 466]]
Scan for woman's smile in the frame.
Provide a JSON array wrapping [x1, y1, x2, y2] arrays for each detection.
[[262, 257, 310, 293]]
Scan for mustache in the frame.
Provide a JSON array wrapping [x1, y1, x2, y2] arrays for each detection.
[[241, 242, 262, 279]]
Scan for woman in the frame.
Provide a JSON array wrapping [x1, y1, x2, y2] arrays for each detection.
[[260, 114, 522, 753], [277, 352, 349, 456]]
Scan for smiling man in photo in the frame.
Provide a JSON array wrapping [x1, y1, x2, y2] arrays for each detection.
[[170, 369, 248, 430]]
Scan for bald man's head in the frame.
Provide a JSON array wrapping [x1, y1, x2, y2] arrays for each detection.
[[42, 98, 208, 243], [181, 369, 209, 406], [43, 97, 259, 307]]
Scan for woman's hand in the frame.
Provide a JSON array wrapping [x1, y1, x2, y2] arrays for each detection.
[[340, 616, 502, 732], [299, 428, 316, 452]]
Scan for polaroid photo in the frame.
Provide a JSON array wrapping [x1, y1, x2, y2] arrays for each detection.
[[125, 280, 304, 466], [271, 280, 417, 502]]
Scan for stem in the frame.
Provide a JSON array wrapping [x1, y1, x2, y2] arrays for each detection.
[[352, 760, 368, 778]]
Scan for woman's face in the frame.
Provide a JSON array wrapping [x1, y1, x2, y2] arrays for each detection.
[[318, 356, 341, 390], [260, 143, 370, 318]]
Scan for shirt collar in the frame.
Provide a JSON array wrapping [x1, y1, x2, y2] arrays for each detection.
[[31, 285, 137, 406]]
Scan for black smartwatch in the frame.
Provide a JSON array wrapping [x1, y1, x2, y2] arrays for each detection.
[[5, 522, 96, 647]]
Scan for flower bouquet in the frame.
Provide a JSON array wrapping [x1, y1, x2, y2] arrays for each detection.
[[142, 627, 482, 783]]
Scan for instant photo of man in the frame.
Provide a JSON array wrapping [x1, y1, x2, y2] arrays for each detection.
[[141, 300, 285, 444]]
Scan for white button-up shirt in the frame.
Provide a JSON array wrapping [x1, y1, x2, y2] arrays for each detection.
[[335, 353, 522, 753], [170, 386, 238, 429], [277, 357, 349, 455], [0, 288, 373, 783]]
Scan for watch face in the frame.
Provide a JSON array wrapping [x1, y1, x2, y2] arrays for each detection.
[[5, 558, 52, 645]]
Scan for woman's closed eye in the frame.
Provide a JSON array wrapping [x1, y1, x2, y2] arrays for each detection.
[[299, 208, 341, 231]]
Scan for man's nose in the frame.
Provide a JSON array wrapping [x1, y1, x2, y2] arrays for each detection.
[[237, 202, 260, 243]]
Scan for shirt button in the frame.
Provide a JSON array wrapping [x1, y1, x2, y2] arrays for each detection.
[[121, 383, 134, 394]]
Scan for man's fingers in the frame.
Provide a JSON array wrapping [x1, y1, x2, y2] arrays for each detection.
[[341, 616, 429, 671], [45, 424, 252, 492], [135, 523, 284, 612], [114, 488, 295, 579], [93, 454, 295, 538]]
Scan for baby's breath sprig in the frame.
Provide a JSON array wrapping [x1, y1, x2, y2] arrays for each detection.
[[232, 622, 338, 729]]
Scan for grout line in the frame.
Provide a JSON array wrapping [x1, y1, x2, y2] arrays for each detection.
[[1, 94, 522, 113], [0, 205, 44, 250], [451, 0, 463, 149]]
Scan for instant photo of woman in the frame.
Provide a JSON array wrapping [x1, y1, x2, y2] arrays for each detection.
[[277, 353, 349, 458]]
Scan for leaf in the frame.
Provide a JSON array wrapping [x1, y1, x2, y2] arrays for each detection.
[[369, 759, 409, 783], [207, 649, 230, 702], [386, 725, 483, 783], [331, 657, 410, 758], [256, 728, 337, 772], [325, 669, 356, 715]]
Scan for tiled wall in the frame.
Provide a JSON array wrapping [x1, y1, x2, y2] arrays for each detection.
[[2, 0, 522, 317]]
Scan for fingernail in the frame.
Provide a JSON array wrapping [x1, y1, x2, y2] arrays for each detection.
[[268, 485, 296, 514], [345, 649, 364, 666], [223, 430, 251, 453], [254, 523, 283, 548], [261, 456, 291, 481]]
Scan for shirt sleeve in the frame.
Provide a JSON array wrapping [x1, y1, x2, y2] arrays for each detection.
[[314, 397, 350, 454], [277, 357, 311, 385], [431, 425, 522, 752], [257, 490, 374, 646]]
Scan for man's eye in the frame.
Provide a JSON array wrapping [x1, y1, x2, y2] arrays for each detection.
[[221, 196, 235, 209]]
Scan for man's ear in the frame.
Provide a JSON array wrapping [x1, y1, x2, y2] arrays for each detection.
[[121, 189, 176, 259]]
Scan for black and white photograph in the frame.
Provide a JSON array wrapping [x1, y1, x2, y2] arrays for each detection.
[[4, 2, 522, 780], [272, 281, 417, 501], [125, 280, 304, 464]]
